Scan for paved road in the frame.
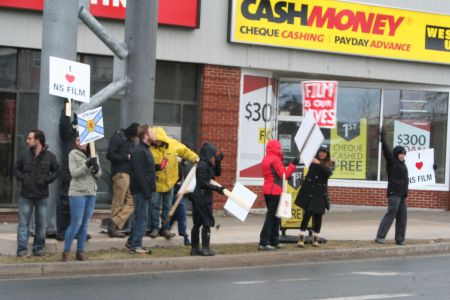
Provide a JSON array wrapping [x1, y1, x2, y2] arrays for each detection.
[[1, 254, 450, 300]]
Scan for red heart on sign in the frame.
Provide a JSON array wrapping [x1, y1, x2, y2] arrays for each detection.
[[65, 74, 75, 83], [415, 161, 423, 170]]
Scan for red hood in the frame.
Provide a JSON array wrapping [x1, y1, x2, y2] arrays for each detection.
[[266, 140, 283, 159]]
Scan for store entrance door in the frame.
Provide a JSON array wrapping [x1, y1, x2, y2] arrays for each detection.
[[0, 93, 16, 204]]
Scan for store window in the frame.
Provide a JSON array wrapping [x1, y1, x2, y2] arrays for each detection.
[[0, 93, 16, 204], [0, 48, 17, 89], [276, 81, 449, 186], [381, 90, 448, 183]]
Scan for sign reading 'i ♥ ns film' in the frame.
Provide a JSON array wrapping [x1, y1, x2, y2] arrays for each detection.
[[49, 56, 91, 103]]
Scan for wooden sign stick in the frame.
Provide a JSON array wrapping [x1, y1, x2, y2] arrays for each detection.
[[89, 142, 96, 157], [65, 98, 72, 117], [209, 180, 252, 211]]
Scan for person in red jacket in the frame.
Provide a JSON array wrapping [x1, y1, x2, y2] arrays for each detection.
[[258, 140, 296, 251]]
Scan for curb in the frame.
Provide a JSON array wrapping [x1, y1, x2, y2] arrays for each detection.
[[2, 242, 450, 279]]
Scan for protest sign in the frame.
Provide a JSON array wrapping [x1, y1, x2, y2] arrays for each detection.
[[302, 81, 337, 128], [224, 182, 257, 222], [77, 107, 104, 146], [294, 110, 324, 168], [405, 149, 435, 187], [49, 56, 90, 103], [331, 118, 367, 179]]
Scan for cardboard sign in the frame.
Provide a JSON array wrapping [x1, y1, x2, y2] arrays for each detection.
[[294, 110, 324, 168], [224, 182, 257, 222], [405, 149, 435, 187], [49, 56, 91, 103], [77, 107, 104, 146], [177, 165, 197, 196], [302, 81, 337, 128], [393, 120, 430, 152]]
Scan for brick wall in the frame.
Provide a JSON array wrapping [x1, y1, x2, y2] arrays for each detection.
[[199, 65, 241, 209]]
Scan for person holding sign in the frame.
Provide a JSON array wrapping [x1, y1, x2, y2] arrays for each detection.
[[190, 143, 225, 256], [375, 128, 409, 246], [295, 145, 334, 248], [62, 135, 101, 262], [259, 140, 296, 251]]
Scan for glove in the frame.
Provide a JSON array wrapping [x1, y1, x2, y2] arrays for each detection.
[[85, 157, 97, 168], [72, 113, 78, 127], [433, 163, 438, 170], [215, 186, 225, 195], [155, 164, 162, 171], [91, 162, 100, 174], [291, 157, 300, 165], [215, 152, 224, 163]]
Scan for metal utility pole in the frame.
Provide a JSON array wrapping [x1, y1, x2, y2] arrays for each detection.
[[37, 0, 79, 235], [122, 0, 159, 127]]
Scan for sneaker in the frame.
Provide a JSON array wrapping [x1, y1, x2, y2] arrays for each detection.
[[258, 245, 276, 251], [312, 235, 320, 247], [56, 232, 65, 241], [148, 229, 159, 238], [33, 250, 49, 257], [272, 244, 284, 249], [190, 247, 202, 256], [184, 238, 191, 246], [130, 247, 151, 254], [17, 251, 28, 257], [46, 232, 57, 239], [298, 234, 305, 248], [200, 248, 215, 256], [161, 230, 175, 240], [374, 237, 385, 244], [395, 241, 405, 246]]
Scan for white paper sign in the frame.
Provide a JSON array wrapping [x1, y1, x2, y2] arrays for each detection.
[[77, 107, 104, 146], [405, 149, 435, 187], [49, 56, 91, 103], [224, 182, 257, 222], [294, 110, 324, 167], [177, 165, 197, 195], [393, 120, 430, 151]]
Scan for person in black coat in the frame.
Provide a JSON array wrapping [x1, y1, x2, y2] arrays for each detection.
[[375, 128, 409, 246], [295, 145, 334, 248], [190, 142, 224, 257]]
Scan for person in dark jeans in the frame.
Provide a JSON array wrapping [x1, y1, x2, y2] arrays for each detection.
[[259, 140, 296, 251], [126, 124, 156, 254], [375, 128, 409, 246], [14, 129, 59, 257]]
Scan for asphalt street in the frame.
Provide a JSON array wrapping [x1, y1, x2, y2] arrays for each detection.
[[1, 254, 450, 300]]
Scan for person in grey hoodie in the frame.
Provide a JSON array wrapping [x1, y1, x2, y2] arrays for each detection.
[[62, 135, 101, 261]]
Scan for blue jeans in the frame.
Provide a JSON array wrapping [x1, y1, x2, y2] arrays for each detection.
[[17, 197, 47, 255], [148, 189, 174, 232], [64, 195, 96, 252], [129, 193, 150, 249], [169, 197, 189, 239]]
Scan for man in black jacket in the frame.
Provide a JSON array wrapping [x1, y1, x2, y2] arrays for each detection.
[[106, 122, 139, 238], [14, 129, 59, 257], [375, 128, 409, 246], [126, 124, 156, 254]]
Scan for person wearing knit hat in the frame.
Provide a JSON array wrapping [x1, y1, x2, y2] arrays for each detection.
[[106, 122, 140, 238]]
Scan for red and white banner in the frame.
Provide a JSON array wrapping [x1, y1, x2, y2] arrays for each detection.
[[302, 81, 337, 128], [0, 0, 200, 28]]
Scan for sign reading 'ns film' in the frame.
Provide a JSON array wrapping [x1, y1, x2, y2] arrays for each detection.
[[49, 56, 90, 103], [229, 0, 450, 64]]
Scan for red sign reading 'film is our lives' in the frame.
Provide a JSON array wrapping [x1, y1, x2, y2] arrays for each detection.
[[0, 0, 200, 28]]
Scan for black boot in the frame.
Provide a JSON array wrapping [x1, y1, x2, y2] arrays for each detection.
[[200, 226, 215, 256], [190, 226, 201, 256]]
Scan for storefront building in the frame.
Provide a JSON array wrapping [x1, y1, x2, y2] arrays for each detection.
[[1, 0, 450, 213]]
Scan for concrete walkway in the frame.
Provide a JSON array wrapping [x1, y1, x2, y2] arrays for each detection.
[[1, 205, 450, 256]]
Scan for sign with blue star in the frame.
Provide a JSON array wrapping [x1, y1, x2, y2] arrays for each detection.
[[77, 106, 104, 146]]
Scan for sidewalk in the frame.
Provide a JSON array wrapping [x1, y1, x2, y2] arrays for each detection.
[[1, 205, 450, 256]]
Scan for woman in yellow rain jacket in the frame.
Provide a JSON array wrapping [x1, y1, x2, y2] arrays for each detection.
[[147, 127, 199, 239]]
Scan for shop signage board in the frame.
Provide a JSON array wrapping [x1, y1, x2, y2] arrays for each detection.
[[405, 149, 435, 187], [294, 109, 324, 168], [237, 74, 276, 181], [0, 0, 200, 28], [331, 118, 367, 179], [393, 120, 430, 152], [77, 107, 104, 146], [49, 56, 91, 103], [302, 81, 337, 128], [229, 0, 450, 65]]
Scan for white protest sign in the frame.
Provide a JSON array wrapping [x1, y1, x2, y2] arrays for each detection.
[[224, 182, 257, 222], [393, 120, 430, 151], [294, 110, 324, 167], [49, 56, 91, 103], [405, 149, 435, 187], [177, 165, 197, 196], [77, 107, 104, 146], [302, 81, 337, 128]]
